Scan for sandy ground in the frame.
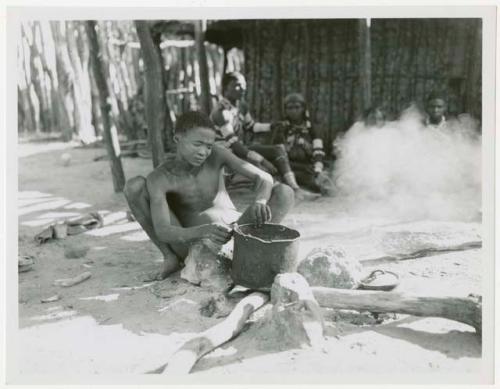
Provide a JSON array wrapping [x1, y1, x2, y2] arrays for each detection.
[[15, 141, 483, 383]]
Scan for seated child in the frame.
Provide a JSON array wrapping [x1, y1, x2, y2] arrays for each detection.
[[270, 93, 333, 194]]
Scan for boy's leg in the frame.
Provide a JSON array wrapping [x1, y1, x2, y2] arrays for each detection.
[[124, 176, 188, 280], [238, 182, 295, 225]]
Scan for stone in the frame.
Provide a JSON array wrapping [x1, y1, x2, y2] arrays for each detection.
[[64, 242, 89, 259], [199, 293, 237, 318], [297, 246, 362, 289], [264, 272, 325, 350], [180, 239, 233, 292], [60, 153, 72, 166]]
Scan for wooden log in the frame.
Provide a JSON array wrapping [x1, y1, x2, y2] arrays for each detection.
[[162, 292, 269, 374], [86, 21, 126, 192], [311, 286, 481, 333]]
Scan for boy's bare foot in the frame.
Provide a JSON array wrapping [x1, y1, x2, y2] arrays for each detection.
[[143, 257, 181, 282], [294, 187, 321, 202]]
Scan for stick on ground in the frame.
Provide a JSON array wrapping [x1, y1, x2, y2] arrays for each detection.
[[162, 292, 269, 374]]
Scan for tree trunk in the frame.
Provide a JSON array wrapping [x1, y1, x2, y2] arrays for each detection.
[[49, 21, 75, 141], [86, 21, 126, 193], [194, 20, 211, 115], [66, 21, 95, 144], [135, 21, 166, 167]]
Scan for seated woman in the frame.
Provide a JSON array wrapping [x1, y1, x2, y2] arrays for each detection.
[[270, 93, 333, 194]]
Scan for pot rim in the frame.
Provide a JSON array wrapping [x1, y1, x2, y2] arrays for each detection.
[[233, 223, 300, 244]]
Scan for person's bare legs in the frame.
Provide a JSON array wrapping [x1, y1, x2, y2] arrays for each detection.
[[124, 176, 188, 280], [250, 144, 320, 201], [238, 182, 295, 225]]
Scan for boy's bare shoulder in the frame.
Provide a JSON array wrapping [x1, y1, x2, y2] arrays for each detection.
[[146, 164, 176, 192]]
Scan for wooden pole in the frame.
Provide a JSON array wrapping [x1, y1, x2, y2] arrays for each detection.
[[49, 21, 76, 141], [358, 18, 372, 114], [86, 21, 126, 193], [311, 287, 481, 334], [66, 21, 95, 144], [135, 21, 166, 167], [162, 292, 269, 374], [18, 29, 36, 134], [194, 20, 211, 115]]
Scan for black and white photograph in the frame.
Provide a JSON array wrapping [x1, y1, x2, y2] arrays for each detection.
[[3, 3, 497, 385]]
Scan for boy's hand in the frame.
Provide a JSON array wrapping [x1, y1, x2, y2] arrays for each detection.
[[196, 223, 233, 245], [260, 159, 278, 176], [249, 201, 272, 226]]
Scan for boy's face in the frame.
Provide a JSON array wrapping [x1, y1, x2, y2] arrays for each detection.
[[285, 102, 305, 122], [176, 127, 216, 166], [426, 98, 447, 121], [224, 77, 246, 102]]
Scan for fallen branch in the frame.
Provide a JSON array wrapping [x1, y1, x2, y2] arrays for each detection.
[[162, 292, 269, 374], [53, 271, 92, 287], [311, 287, 481, 334]]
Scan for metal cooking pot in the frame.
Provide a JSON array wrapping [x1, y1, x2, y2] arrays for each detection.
[[231, 223, 301, 289]]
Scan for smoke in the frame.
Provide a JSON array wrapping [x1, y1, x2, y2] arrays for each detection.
[[331, 106, 481, 222]]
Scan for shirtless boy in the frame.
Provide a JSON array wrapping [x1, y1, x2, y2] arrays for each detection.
[[124, 111, 294, 280]]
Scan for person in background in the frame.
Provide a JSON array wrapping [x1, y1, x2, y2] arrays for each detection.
[[270, 93, 333, 195], [363, 106, 387, 128], [210, 71, 319, 201], [424, 92, 448, 129]]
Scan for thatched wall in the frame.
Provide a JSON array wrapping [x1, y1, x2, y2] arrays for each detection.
[[240, 19, 482, 150]]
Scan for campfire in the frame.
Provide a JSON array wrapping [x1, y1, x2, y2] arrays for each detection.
[[155, 224, 482, 374]]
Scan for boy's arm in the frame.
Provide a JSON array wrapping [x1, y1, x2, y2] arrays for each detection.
[[215, 145, 273, 204]]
